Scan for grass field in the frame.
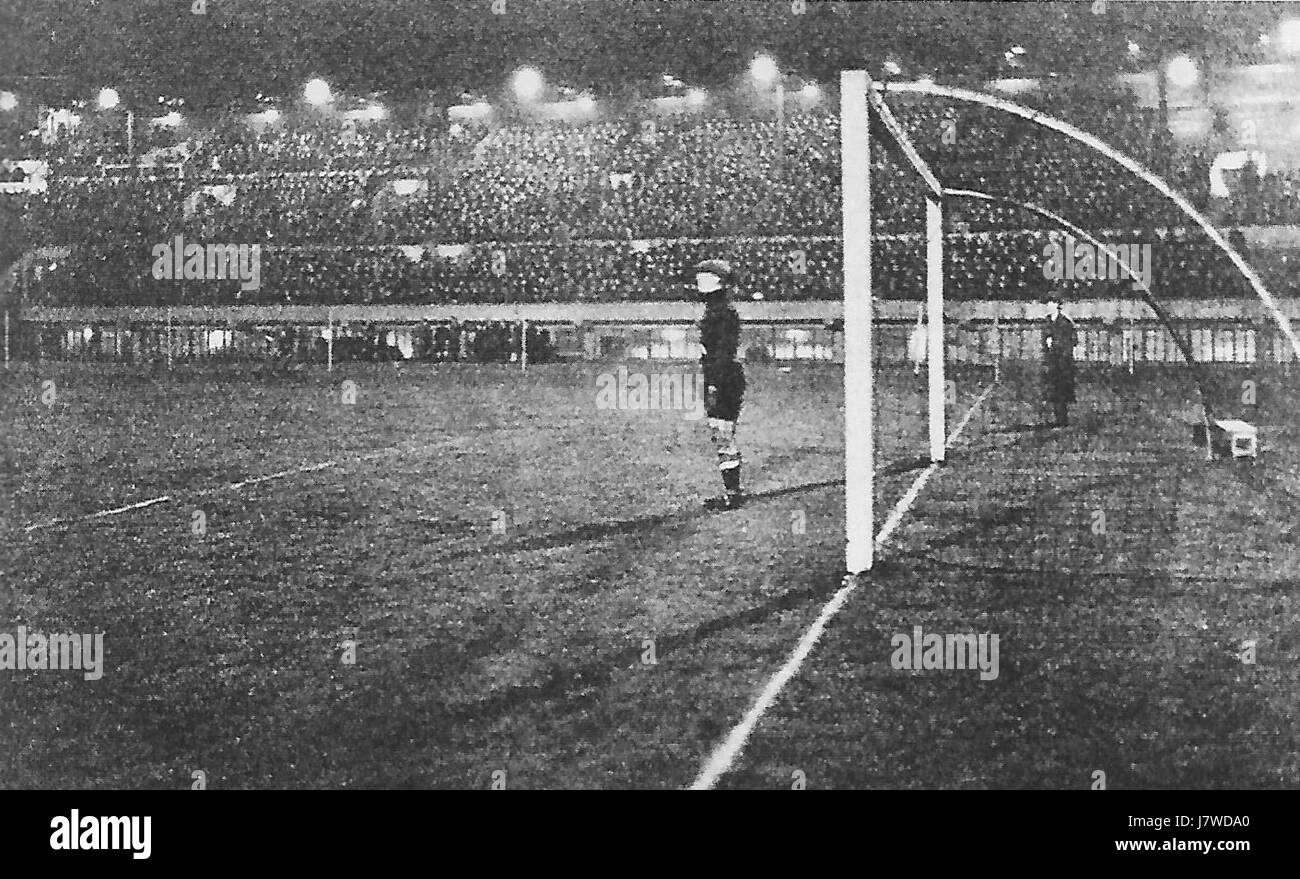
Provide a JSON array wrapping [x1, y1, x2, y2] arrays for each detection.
[[2, 358, 1298, 789]]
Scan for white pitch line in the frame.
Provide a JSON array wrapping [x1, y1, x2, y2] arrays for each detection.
[[17, 422, 551, 536], [21, 446, 405, 534], [690, 383, 995, 790], [22, 495, 177, 533], [203, 460, 343, 495], [89, 495, 174, 519]]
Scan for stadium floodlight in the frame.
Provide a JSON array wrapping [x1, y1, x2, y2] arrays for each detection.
[[0, 91, 16, 111], [751, 54, 787, 169], [801, 82, 821, 102], [750, 54, 779, 87], [1167, 55, 1198, 88], [304, 78, 333, 106], [1280, 19, 1300, 53], [97, 88, 120, 110], [263, 108, 281, 123], [686, 87, 707, 107], [512, 67, 545, 101]]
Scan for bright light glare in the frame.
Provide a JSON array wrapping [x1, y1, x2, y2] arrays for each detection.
[[97, 88, 120, 110], [1280, 19, 1300, 53], [304, 78, 333, 105], [512, 67, 544, 101], [0, 91, 16, 111], [1167, 55, 1198, 88], [750, 54, 779, 86]]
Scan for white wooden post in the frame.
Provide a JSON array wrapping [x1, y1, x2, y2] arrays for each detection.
[[842, 70, 873, 575], [926, 196, 945, 463]]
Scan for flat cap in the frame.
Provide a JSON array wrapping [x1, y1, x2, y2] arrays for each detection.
[[694, 259, 733, 279]]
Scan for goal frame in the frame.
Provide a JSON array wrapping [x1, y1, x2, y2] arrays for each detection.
[[842, 70, 947, 575], [843, 71, 1300, 576]]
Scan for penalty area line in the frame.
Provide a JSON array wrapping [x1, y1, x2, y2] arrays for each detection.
[[20, 446, 401, 534], [690, 382, 995, 790], [18, 420, 572, 534]]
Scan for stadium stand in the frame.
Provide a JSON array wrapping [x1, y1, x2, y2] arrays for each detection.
[[12, 96, 1300, 306]]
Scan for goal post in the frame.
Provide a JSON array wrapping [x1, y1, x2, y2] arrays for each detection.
[[926, 196, 946, 464], [842, 71, 948, 575], [841, 70, 873, 575]]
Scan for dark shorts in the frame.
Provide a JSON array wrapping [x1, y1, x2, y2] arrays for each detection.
[[705, 363, 746, 422]]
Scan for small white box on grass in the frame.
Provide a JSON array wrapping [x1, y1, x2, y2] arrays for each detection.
[[1193, 419, 1258, 460]]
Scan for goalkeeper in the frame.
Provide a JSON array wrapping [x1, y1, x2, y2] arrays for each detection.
[[695, 259, 746, 510]]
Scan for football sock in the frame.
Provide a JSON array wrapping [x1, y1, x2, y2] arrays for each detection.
[[719, 454, 742, 496]]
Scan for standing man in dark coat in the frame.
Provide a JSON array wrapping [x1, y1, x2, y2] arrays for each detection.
[[416, 319, 435, 362], [1042, 297, 1077, 426], [434, 321, 452, 362], [696, 259, 747, 510]]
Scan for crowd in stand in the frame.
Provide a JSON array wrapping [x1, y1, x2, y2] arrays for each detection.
[[23, 229, 1270, 307], [12, 96, 1300, 306]]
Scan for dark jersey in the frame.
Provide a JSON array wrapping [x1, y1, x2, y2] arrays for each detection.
[[700, 297, 741, 378], [699, 294, 745, 421]]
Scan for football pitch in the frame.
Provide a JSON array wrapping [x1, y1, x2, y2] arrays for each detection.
[[3, 359, 1298, 789]]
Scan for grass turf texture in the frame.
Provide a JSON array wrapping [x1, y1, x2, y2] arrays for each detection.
[[2, 360, 1297, 789]]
